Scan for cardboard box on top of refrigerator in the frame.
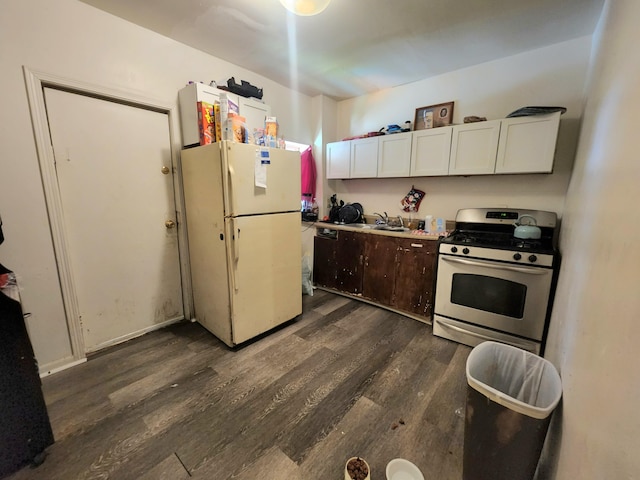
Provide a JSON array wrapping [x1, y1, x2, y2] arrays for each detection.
[[197, 101, 215, 145], [265, 116, 278, 148], [218, 93, 240, 141], [265, 116, 278, 136], [213, 103, 222, 142], [229, 113, 247, 143]]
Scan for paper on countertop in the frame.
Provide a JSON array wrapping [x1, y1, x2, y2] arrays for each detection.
[[255, 148, 270, 188]]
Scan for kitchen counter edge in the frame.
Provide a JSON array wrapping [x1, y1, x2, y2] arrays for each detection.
[[313, 221, 443, 240]]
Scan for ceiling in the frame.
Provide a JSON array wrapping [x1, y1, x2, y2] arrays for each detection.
[[79, 0, 605, 100]]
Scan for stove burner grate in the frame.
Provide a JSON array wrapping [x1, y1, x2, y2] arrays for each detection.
[[445, 230, 554, 253]]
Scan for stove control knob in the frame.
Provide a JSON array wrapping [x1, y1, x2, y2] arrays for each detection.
[[462, 248, 470, 255], [513, 253, 522, 261], [451, 246, 458, 253], [528, 254, 537, 263]]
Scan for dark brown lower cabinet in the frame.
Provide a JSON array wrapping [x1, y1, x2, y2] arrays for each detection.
[[313, 234, 338, 289], [392, 238, 437, 317], [362, 235, 398, 305], [313, 231, 365, 294], [313, 230, 437, 321], [334, 231, 364, 294]]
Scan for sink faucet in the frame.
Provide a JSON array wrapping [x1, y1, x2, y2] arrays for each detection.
[[373, 212, 388, 225]]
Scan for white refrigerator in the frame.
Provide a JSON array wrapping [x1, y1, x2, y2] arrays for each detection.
[[181, 142, 302, 346]]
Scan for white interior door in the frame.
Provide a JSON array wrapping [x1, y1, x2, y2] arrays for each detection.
[[44, 88, 184, 352]]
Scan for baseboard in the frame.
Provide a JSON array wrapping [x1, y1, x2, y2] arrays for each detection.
[[39, 357, 87, 378], [84, 316, 184, 354]]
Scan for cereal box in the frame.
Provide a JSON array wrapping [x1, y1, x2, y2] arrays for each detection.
[[197, 101, 215, 145], [229, 113, 247, 143], [213, 103, 222, 142]]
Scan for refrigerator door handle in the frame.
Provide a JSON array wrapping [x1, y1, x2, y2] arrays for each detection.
[[222, 142, 234, 216], [230, 218, 240, 292]]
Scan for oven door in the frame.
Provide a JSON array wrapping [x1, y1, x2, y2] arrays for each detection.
[[435, 254, 553, 340]]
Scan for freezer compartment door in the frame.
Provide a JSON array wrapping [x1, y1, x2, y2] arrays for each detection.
[[224, 142, 301, 216], [226, 212, 302, 344]]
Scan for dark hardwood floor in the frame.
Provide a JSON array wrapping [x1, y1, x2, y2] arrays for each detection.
[[7, 290, 471, 480]]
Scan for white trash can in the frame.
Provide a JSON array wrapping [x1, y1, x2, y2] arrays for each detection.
[[463, 341, 562, 480]]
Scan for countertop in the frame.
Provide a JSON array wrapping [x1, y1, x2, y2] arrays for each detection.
[[312, 221, 446, 241]]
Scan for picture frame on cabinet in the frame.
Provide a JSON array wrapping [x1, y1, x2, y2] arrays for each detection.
[[414, 101, 454, 130]]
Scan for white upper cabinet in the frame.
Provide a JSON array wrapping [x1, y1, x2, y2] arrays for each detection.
[[495, 112, 561, 174], [350, 137, 379, 178], [326, 140, 351, 179], [324, 113, 561, 180], [410, 126, 453, 176], [378, 131, 412, 177], [178, 82, 270, 147], [449, 120, 502, 175]]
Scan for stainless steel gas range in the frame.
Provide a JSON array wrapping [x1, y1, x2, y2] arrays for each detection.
[[433, 208, 560, 354]]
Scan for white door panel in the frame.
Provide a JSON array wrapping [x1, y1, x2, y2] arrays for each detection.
[[44, 88, 184, 351], [225, 142, 301, 216]]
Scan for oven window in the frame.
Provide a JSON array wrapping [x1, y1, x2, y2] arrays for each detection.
[[451, 273, 526, 318]]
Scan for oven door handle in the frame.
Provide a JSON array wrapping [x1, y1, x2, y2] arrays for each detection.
[[441, 255, 549, 275], [437, 320, 536, 351]]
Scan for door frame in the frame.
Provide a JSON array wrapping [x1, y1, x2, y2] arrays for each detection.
[[23, 66, 194, 366]]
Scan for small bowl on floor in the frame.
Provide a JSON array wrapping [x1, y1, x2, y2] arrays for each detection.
[[345, 456, 371, 480], [386, 458, 424, 480]]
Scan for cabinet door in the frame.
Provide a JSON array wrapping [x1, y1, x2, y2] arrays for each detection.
[[313, 235, 338, 288], [350, 137, 379, 178], [377, 132, 412, 177], [362, 236, 398, 304], [238, 97, 271, 138], [178, 83, 239, 146], [326, 141, 351, 179], [495, 112, 561, 174], [449, 120, 501, 175], [335, 231, 365, 294], [410, 126, 453, 176], [393, 238, 437, 318]]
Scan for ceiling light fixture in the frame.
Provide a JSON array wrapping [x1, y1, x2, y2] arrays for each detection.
[[279, 0, 331, 16]]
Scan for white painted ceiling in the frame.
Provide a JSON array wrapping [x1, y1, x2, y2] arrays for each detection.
[[79, 0, 604, 100]]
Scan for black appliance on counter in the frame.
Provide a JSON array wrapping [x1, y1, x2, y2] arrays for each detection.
[[0, 215, 54, 478], [433, 208, 560, 355]]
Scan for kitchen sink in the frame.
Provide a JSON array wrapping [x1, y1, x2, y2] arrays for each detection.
[[376, 225, 411, 232], [347, 223, 375, 229]]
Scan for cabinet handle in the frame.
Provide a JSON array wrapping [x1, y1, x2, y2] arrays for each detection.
[[410, 243, 423, 248], [359, 254, 363, 265]]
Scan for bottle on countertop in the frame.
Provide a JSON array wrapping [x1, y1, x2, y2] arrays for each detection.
[[425, 215, 433, 233]]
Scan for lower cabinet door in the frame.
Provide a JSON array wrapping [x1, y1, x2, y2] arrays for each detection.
[[362, 236, 398, 304], [335, 231, 365, 294], [392, 238, 437, 317], [313, 235, 338, 289]]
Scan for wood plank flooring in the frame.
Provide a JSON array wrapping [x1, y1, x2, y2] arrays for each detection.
[[7, 290, 471, 480]]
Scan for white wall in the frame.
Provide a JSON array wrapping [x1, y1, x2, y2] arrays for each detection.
[[539, 1, 640, 477], [327, 37, 593, 221], [0, 0, 313, 371]]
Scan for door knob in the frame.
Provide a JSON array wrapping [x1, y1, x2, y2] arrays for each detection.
[[161, 166, 170, 175], [165, 220, 176, 229]]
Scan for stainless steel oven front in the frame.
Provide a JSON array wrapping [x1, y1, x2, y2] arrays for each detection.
[[433, 245, 555, 353]]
